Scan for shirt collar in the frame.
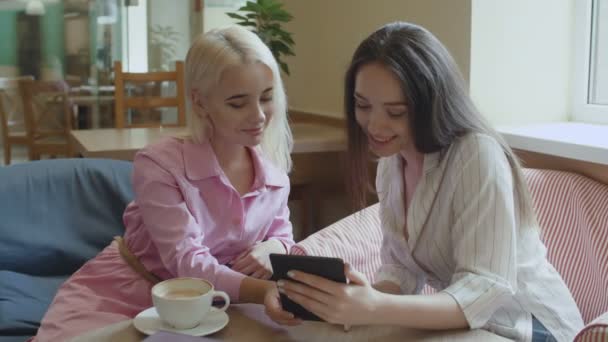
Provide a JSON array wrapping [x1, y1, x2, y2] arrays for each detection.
[[249, 146, 290, 188], [423, 150, 441, 174], [389, 149, 442, 178], [183, 140, 288, 188]]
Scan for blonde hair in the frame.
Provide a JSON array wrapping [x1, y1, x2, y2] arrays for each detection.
[[184, 26, 293, 173]]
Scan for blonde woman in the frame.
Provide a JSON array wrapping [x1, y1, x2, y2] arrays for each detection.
[[34, 26, 294, 341], [270, 22, 583, 342]]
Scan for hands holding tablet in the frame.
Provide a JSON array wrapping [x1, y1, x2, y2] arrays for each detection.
[[264, 254, 386, 327]]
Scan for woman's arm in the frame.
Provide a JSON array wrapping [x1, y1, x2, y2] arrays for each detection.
[[231, 188, 293, 279], [280, 265, 466, 329], [132, 153, 245, 300], [263, 187, 295, 251], [239, 277, 275, 304], [372, 280, 402, 294], [373, 292, 468, 329]]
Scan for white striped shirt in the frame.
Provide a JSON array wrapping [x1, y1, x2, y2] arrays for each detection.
[[375, 133, 584, 342]]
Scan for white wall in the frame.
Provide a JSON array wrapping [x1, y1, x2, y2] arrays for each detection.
[[470, 0, 574, 125], [203, 0, 246, 32], [282, 0, 472, 118]]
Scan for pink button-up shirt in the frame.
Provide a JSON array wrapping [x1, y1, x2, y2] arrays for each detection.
[[122, 137, 294, 301]]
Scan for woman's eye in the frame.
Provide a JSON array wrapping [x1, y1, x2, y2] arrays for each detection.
[[388, 111, 407, 117], [260, 97, 273, 103], [355, 103, 371, 110], [228, 102, 245, 109]]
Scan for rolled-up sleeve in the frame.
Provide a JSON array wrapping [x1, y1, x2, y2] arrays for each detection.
[[442, 136, 518, 329], [133, 153, 245, 301], [264, 186, 295, 252]]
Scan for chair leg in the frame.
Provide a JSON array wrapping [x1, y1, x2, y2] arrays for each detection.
[[27, 146, 36, 161], [3, 143, 10, 165]]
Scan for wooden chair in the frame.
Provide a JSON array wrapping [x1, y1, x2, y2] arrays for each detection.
[[18, 79, 76, 160], [113, 61, 186, 128], [0, 76, 34, 165]]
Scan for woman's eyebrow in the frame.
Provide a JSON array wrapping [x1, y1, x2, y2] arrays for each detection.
[[384, 101, 407, 106], [354, 92, 368, 100], [225, 93, 248, 101]]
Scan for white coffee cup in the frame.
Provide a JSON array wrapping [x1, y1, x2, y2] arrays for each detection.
[[151, 277, 230, 330]]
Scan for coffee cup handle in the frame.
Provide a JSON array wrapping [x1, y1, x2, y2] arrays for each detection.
[[212, 291, 230, 312]]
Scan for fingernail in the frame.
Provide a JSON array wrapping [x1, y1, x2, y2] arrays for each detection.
[[277, 280, 284, 287], [278, 287, 285, 294], [287, 271, 295, 278]]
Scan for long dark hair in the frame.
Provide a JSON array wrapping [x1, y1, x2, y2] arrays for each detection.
[[345, 22, 535, 228]]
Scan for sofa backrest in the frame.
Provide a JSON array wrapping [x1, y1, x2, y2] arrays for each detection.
[[524, 168, 608, 324], [290, 204, 383, 282], [0, 159, 133, 276]]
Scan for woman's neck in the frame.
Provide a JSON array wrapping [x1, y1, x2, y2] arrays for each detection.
[[210, 138, 249, 171], [399, 144, 424, 169]]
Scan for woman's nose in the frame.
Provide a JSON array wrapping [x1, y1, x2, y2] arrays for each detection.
[[251, 103, 266, 123], [367, 110, 387, 134]]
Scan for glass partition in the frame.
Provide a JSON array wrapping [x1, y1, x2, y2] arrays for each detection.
[[0, 0, 246, 128]]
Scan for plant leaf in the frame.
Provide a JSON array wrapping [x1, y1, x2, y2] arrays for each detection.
[[226, 12, 248, 21], [279, 61, 290, 75]]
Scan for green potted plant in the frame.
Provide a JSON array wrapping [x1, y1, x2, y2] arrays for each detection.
[[149, 24, 180, 71], [227, 0, 295, 75]]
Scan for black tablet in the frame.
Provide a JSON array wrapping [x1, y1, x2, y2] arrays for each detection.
[[269, 254, 346, 321]]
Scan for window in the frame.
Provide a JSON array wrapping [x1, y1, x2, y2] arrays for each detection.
[[573, 0, 608, 124]]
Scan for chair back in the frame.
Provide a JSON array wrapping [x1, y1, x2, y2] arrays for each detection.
[[18, 79, 74, 142], [113, 61, 186, 128], [0, 76, 34, 139]]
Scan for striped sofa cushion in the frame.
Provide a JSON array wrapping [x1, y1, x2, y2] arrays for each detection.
[[290, 204, 383, 282], [575, 311, 608, 342], [525, 169, 608, 324]]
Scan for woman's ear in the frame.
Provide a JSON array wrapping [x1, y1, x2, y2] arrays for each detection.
[[190, 89, 207, 117]]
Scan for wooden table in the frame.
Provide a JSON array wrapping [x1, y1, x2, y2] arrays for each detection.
[[70, 304, 509, 342], [70, 122, 347, 160]]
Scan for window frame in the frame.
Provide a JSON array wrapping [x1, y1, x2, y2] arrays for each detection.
[[572, 0, 608, 124]]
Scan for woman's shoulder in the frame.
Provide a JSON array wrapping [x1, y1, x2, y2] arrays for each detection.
[[134, 137, 190, 171], [448, 132, 507, 166]]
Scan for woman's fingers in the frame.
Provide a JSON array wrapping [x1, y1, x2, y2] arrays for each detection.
[[250, 268, 271, 280], [231, 254, 253, 272], [285, 271, 343, 296], [344, 263, 368, 286], [283, 290, 332, 322], [278, 279, 333, 304], [264, 287, 302, 326]]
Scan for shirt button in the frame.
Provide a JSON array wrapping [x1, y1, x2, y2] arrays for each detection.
[[232, 218, 241, 226]]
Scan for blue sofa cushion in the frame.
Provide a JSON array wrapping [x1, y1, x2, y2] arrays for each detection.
[[0, 158, 133, 276], [0, 271, 67, 338]]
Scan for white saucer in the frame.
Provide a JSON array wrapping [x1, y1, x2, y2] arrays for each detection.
[[133, 307, 229, 336]]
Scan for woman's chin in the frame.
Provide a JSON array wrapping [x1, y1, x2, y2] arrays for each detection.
[[369, 146, 400, 158]]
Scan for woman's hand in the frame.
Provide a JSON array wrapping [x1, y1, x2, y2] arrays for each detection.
[[231, 239, 286, 279], [263, 285, 302, 326], [278, 263, 383, 326]]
